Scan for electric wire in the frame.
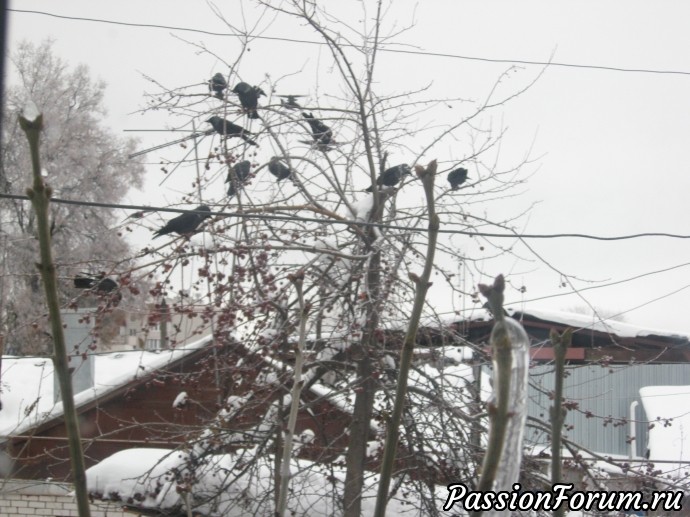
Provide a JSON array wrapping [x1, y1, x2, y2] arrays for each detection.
[[9, 8, 690, 77], [2, 192, 690, 241]]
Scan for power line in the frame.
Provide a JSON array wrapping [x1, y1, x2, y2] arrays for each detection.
[[503, 261, 690, 307], [9, 8, 690, 77], [3, 192, 690, 241], [606, 283, 690, 322]]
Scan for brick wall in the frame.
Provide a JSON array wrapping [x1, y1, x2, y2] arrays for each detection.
[[0, 480, 130, 517]]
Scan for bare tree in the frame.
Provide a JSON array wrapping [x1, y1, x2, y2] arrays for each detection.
[[86, 1, 540, 514], [0, 40, 145, 354]]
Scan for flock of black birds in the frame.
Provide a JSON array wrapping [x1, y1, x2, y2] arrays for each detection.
[[73, 74, 471, 304], [204, 72, 470, 190], [154, 73, 472, 240], [73, 206, 214, 299], [206, 74, 337, 153]]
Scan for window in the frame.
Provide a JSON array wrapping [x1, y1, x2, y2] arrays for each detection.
[[146, 339, 160, 350]]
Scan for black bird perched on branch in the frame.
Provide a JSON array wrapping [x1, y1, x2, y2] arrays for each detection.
[[268, 157, 292, 181], [153, 205, 212, 239], [206, 116, 257, 146], [232, 82, 265, 119], [302, 112, 335, 149], [366, 164, 411, 192], [209, 73, 227, 100], [278, 94, 304, 110], [447, 167, 469, 190], [74, 273, 118, 293], [226, 160, 252, 197], [74, 273, 122, 307]]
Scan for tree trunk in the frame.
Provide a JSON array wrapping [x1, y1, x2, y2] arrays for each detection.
[[343, 249, 381, 517]]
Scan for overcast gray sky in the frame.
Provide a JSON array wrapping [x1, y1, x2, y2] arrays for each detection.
[[6, 1, 690, 333]]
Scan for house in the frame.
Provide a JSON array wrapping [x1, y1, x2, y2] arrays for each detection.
[[0, 336, 217, 515], [81, 334, 475, 515], [1, 319, 475, 515], [80, 299, 213, 353], [0, 332, 359, 516], [3, 307, 688, 515], [82, 306, 690, 515]]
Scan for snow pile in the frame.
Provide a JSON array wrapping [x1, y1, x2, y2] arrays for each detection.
[[353, 195, 374, 221], [86, 448, 186, 508], [21, 100, 41, 122], [640, 385, 690, 480], [87, 446, 450, 516], [313, 237, 338, 250], [172, 391, 188, 408]]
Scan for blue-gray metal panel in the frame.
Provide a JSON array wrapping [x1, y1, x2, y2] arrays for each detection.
[[524, 364, 690, 457], [54, 309, 96, 402]]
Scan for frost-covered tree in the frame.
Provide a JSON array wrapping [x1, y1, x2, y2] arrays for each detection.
[[0, 40, 145, 354]]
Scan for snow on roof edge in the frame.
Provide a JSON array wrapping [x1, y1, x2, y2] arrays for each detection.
[[0, 335, 214, 440], [509, 307, 690, 340]]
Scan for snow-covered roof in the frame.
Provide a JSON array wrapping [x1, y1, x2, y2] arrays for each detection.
[[0, 335, 213, 439], [437, 305, 689, 341], [639, 385, 690, 480], [509, 307, 690, 340]]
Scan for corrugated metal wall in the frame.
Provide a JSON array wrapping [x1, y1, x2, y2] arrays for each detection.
[[524, 364, 690, 457]]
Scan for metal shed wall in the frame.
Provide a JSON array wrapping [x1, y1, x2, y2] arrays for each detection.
[[524, 363, 690, 457]]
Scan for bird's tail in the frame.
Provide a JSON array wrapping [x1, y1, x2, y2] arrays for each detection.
[[74, 275, 96, 289], [241, 133, 258, 146]]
